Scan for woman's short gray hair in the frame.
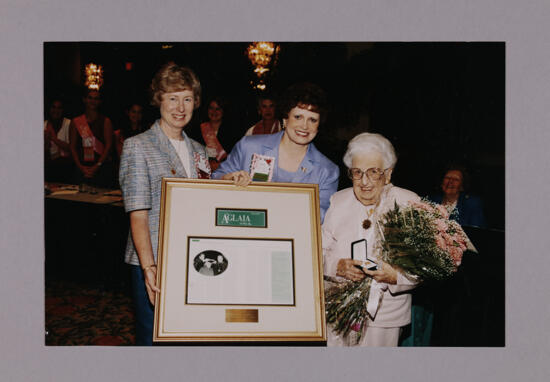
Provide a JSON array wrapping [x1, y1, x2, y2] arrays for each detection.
[[343, 132, 397, 169]]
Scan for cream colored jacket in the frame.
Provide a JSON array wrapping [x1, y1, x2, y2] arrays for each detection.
[[322, 184, 420, 328]]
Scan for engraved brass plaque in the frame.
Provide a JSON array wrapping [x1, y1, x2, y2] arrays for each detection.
[[225, 309, 259, 323]]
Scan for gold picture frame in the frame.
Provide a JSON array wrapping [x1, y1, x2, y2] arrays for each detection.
[[153, 178, 326, 343]]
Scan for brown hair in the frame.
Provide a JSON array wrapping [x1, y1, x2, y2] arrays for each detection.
[[150, 62, 201, 109], [279, 82, 328, 124]]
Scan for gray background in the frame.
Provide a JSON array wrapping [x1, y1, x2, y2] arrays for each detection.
[[1, 0, 548, 381]]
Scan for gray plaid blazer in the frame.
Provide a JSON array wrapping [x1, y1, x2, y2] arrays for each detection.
[[119, 120, 208, 266]]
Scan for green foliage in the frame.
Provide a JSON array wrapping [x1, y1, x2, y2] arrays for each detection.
[[380, 202, 455, 281], [325, 277, 372, 342]]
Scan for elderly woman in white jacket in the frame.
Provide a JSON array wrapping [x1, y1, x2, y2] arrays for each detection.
[[323, 132, 420, 346]]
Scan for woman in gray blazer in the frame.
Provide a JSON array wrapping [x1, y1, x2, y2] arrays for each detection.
[[119, 63, 210, 345]]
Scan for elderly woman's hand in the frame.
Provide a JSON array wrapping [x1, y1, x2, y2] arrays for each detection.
[[363, 261, 398, 284], [336, 259, 367, 282], [222, 170, 252, 187]]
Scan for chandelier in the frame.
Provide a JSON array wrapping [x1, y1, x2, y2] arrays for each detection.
[[85, 63, 103, 90], [246, 42, 279, 91]]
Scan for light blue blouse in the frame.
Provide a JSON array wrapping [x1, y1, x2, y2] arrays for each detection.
[[213, 131, 339, 222]]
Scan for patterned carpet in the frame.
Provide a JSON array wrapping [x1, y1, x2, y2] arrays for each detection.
[[45, 280, 136, 346]]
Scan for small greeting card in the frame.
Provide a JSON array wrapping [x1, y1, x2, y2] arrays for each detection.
[[249, 153, 275, 182]]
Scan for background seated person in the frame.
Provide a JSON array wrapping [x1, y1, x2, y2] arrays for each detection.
[[430, 164, 486, 228], [401, 164, 486, 347]]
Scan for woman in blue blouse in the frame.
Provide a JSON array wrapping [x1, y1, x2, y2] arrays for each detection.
[[212, 83, 339, 222], [401, 164, 486, 346], [430, 165, 486, 228]]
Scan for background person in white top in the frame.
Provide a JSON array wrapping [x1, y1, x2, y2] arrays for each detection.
[[44, 98, 73, 183], [244, 94, 281, 136]]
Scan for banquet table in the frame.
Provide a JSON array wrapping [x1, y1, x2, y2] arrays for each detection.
[[45, 183, 124, 205], [45, 183, 130, 289]]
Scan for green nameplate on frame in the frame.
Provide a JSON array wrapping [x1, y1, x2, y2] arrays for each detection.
[[216, 208, 267, 228]]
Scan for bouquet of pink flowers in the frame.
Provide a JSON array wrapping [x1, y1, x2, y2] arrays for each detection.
[[325, 199, 471, 341], [377, 199, 469, 280]]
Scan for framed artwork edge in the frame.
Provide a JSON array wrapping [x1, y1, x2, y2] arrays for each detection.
[[153, 178, 326, 344]]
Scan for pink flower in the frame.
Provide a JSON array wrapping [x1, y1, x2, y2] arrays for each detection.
[[436, 204, 450, 219], [453, 233, 468, 251], [448, 220, 462, 232], [448, 222, 468, 250], [435, 219, 449, 233], [350, 322, 362, 332], [410, 201, 435, 213], [436, 235, 447, 251], [443, 232, 454, 247], [448, 245, 463, 266]]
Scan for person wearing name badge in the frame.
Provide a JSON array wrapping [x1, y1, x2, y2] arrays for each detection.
[[119, 62, 210, 346], [69, 88, 114, 188], [322, 132, 420, 346], [44, 98, 73, 183], [212, 83, 339, 223]]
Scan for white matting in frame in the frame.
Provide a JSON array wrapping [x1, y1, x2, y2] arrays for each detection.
[[186, 236, 295, 306], [153, 179, 326, 343]]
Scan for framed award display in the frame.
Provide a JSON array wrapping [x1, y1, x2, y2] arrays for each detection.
[[153, 179, 326, 343]]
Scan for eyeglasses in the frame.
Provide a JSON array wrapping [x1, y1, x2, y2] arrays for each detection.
[[443, 176, 462, 183], [347, 167, 386, 181]]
